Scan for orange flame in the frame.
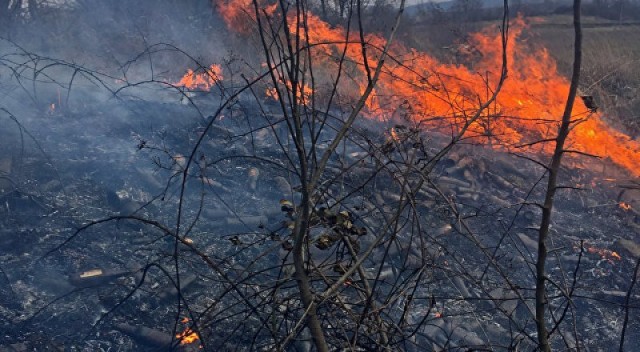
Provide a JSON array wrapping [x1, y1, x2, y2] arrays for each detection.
[[176, 327, 200, 344], [176, 317, 200, 345], [212, 1, 640, 176], [217, 0, 277, 33], [265, 79, 313, 104], [176, 64, 223, 90], [586, 246, 622, 262], [390, 127, 399, 142], [619, 202, 632, 211]]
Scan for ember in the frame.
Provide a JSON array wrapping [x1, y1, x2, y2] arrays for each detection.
[[619, 202, 632, 211]]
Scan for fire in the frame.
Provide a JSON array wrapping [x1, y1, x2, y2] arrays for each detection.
[[176, 318, 200, 345], [390, 127, 399, 142], [586, 246, 622, 262], [265, 79, 313, 104], [176, 327, 200, 344], [217, 0, 277, 33], [619, 202, 632, 211], [211, 0, 640, 176], [176, 64, 223, 90]]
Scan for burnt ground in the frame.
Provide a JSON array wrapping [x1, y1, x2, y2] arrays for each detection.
[[0, 81, 639, 351]]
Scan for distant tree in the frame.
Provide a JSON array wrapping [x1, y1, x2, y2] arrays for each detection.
[[586, 0, 640, 20], [0, 0, 18, 33], [419, 1, 449, 24], [452, 0, 483, 21]]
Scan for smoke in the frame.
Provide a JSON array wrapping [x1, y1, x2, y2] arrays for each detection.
[[0, 1, 235, 234], [0, 1, 231, 137], [3, 0, 228, 70]]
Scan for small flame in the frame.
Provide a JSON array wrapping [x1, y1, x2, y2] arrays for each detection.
[[265, 87, 278, 100], [176, 327, 200, 344], [265, 79, 313, 104], [620, 202, 632, 211], [176, 64, 223, 90], [176, 317, 200, 345], [586, 246, 622, 262], [390, 127, 400, 142]]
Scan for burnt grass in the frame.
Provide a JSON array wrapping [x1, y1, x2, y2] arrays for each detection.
[[0, 88, 638, 350], [1, 5, 639, 351]]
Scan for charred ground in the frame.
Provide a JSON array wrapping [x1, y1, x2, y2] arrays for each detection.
[[1, 1, 639, 351]]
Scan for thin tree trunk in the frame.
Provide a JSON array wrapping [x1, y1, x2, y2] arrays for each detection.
[[618, 256, 640, 352], [0, 0, 13, 29], [535, 1, 582, 351]]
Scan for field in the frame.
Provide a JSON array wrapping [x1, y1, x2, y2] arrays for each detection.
[[404, 13, 640, 137], [531, 15, 640, 136], [1, 3, 639, 350]]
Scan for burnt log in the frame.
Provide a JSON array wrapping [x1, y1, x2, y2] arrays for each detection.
[[69, 268, 135, 288], [613, 238, 640, 258], [114, 323, 173, 349], [157, 274, 198, 302], [0, 157, 12, 193]]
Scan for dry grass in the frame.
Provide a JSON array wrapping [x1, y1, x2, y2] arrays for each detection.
[[402, 14, 640, 137], [530, 15, 640, 136]]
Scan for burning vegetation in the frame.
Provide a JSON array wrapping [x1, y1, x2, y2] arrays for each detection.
[[199, 0, 640, 177], [2, 0, 640, 351], [176, 64, 223, 91], [176, 317, 200, 346]]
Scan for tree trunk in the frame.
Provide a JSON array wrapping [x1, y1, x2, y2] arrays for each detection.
[[535, 1, 582, 351], [0, 0, 12, 23]]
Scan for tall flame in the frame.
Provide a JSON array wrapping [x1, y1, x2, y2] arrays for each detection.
[[212, 0, 640, 176]]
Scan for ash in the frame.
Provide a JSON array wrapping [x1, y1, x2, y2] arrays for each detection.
[[0, 3, 639, 352]]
